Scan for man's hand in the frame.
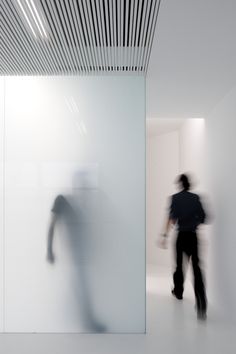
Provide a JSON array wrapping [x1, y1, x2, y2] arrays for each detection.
[[157, 234, 168, 249]]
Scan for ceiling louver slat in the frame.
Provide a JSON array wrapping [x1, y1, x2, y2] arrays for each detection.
[[0, 0, 161, 75]]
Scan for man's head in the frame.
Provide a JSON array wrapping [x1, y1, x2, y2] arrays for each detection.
[[178, 174, 191, 191]]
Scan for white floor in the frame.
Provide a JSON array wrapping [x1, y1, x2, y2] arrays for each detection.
[[0, 265, 235, 354]]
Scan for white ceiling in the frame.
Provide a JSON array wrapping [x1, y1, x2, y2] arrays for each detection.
[[147, 0, 236, 118], [147, 118, 184, 136]]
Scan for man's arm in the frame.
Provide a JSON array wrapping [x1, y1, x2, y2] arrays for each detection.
[[159, 196, 177, 248], [159, 217, 176, 248], [47, 213, 57, 263], [163, 217, 176, 236], [164, 195, 177, 236], [196, 196, 206, 225]]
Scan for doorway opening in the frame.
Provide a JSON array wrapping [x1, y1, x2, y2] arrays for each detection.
[[146, 118, 211, 329]]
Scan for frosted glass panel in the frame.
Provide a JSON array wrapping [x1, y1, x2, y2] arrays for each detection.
[[0, 78, 4, 332], [4, 76, 145, 333]]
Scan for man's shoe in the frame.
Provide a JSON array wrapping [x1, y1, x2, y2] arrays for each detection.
[[197, 308, 207, 321], [171, 289, 183, 300]]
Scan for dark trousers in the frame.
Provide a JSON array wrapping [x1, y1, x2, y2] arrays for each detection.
[[173, 231, 207, 312]]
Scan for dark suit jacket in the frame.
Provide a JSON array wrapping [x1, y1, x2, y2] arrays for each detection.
[[169, 190, 206, 232]]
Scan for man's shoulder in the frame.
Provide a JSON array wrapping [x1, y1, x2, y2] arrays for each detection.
[[171, 192, 182, 201], [172, 191, 199, 199], [187, 192, 199, 199]]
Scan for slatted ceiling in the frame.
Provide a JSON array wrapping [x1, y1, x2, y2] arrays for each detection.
[[0, 0, 161, 75]]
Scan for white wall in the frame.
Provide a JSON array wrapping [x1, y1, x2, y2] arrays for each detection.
[[179, 119, 206, 193], [147, 130, 179, 266], [0, 78, 4, 332], [0, 76, 145, 333], [206, 86, 236, 321]]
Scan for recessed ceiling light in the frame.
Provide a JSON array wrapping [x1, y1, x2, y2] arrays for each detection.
[[17, 0, 37, 38], [25, 0, 43, 37], [29, 0, 47, 38], [17, 0, 48, 39]]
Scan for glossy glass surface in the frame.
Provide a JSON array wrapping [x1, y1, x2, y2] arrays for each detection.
[[2, 76, 145, 333]]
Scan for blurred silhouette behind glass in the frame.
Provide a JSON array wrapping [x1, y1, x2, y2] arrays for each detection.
[[161, 173, 208, 320], [47, 168, 106, 332]]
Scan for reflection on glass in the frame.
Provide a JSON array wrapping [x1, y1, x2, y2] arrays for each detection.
[[47, 169, 106, 332]]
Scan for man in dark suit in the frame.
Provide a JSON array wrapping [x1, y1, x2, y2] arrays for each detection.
[[161, 174, 207, 320]]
